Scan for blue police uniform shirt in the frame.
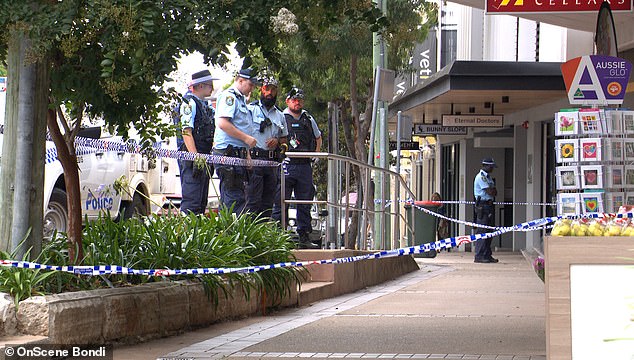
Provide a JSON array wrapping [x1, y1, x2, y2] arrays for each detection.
[[248, 101, 288, 149], [179, 90, 199, 130], [214, 86, 252, 150], [283, 108, 322, 139], [474, 169, 495, 201]]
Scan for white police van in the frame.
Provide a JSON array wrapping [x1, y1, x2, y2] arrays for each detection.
[[0, 123, 220, 238]]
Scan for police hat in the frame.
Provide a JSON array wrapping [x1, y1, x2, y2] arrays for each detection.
[[286, 87, 305, 100], [261, 75, 279, 88], [237, 68, 261, 85], [188, 70, 218, 87], [481, 157, 497, 167]]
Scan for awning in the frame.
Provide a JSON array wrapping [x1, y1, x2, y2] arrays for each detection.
[[388, 60, 567, 124]]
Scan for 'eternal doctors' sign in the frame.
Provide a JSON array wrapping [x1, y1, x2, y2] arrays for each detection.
[[486, 0, 632, 14], [561, 55, 632, 105], [442, 115, 504, 127]]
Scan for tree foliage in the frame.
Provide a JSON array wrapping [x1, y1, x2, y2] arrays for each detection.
[[0, 0, 431, 256], [253, 0, 436, 248], [0, 0, 326, 260]]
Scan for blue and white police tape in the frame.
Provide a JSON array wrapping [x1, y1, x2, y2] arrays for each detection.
[[44, 136, 280, 168], [410, 200, 634, 232], [374, 198, 556, 207], [1, 211, 631, 277], [0, 211, 613, 277]]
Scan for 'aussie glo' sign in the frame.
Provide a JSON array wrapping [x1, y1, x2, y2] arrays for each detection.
[[486, 0, 632, 13], [561, 55, 632, 105]]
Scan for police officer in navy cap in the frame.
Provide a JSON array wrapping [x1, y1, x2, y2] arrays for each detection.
[[177, 69, 216, 215], [272, 87, 322, 249], [473, 157, 499, 263], [213, 68, 260, 214], [245, 74, 288, 218]]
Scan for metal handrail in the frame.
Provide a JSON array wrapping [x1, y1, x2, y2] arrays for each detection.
[[280, 151, 417, 250]]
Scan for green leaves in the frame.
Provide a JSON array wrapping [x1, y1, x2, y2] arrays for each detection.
[[0, 209, 302, 307]]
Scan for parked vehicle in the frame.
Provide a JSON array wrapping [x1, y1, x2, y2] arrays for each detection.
[[287, 200, 326, 246], [0, 125, 219, 238]]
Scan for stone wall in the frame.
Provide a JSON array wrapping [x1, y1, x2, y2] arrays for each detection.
[[0, 251, 417, 345]]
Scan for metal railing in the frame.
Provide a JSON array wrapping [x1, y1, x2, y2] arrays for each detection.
[[280, 151, 417, 250]]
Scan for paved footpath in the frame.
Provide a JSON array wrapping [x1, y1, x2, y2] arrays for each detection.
[[114, 252, 546, 360]]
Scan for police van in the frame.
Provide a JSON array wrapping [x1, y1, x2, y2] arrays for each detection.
[[0, 124, 220, 238]]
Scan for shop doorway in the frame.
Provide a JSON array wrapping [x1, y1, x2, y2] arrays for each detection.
[[441, 143, 460, 238]]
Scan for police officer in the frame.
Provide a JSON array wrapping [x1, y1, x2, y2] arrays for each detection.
[[246, 75, 288, 218], [178, 70, 216, 215], [473, 157, 499, 263], [213, 68, 259, 214], [272, 87, 322, 249]]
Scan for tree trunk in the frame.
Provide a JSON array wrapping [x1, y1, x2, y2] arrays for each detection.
[[46, 107, 83, 263], [0, 31, 47, 257]]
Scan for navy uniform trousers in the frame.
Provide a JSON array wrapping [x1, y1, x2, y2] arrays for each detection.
[[246, 165, 278, 218], [272, 162, 314, 235], [474, 203, 495, 260], [179, 160, 211, 215]]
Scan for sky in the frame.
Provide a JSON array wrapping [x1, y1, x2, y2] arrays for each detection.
[[166, 50, 243, 98]]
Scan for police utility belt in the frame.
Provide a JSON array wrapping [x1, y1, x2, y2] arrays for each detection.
[[475, 197, 494, 206], [215, 145, 248, 159], [250, 147, 283, 161]]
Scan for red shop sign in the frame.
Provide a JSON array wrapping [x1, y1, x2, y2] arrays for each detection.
[[486, 0, 632, 14]]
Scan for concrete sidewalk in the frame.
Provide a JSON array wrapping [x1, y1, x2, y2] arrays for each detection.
[[115, 252, 546, 360]]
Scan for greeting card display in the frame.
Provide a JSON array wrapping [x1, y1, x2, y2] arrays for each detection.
[[580, 165, 603, 189], [555, 111, 579, 136], [623, 111, 634, 134], [606, 192, 625, 213], [606, 165, 624, 188], [605, 138, 624, 161], [626, 192, 634, 206], [580, 193, 604, 213], [556, 139, 579, 163], [557, 193, 580, 216], [624, 139, 634, 161], [625, 166, 634, 188], [579, 138, 602, 162], [556, 166, 579, 190], [579, 109, 603, 134], [605, 110, 623, 133]]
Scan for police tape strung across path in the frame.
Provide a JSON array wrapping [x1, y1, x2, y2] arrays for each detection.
[[408, 200, 554, 232], [1, 212, 626, 277], [44, 135, 280, 168]]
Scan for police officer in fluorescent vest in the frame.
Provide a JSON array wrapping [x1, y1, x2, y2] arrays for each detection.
[[473, 157, 499, 263], [213, 68, 259, 214], [272, 87, 322, 249], [178, 69, 216, 215], [246, 75, 288, 218]]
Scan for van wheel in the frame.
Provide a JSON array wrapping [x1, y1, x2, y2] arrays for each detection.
[[44, 188, 68, 239], [123, 193, 147, 219]]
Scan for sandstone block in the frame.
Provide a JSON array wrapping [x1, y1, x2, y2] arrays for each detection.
[[0, 292, 17, 336], [158, 283, 189, 335], [47, 292, 104, 344], [16, 296, 48, 336]]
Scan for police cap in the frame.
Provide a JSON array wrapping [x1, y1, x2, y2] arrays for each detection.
[[481, 157, 497, 168], [237, 68, 261, 85], [286, 87, 305, 100]]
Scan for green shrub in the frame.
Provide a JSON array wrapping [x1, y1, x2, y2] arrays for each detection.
[[1, 209, 305, 307]]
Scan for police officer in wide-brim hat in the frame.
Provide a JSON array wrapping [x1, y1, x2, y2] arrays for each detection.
[[178, 69, 217, 215], [473, 157, 499, 263]]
